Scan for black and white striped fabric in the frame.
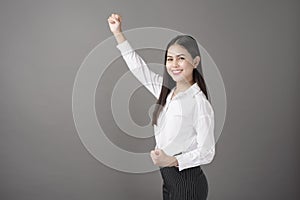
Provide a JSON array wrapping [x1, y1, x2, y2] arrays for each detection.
[[159, 166, 208, 200]]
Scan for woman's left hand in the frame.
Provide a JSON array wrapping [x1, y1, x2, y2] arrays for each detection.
[[150, 148, 178, 167]]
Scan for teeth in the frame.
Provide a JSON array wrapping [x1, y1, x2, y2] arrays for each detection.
[[172, 70, 183, 74]]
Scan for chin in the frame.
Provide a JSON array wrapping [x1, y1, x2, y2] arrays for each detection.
[[169, 73, 186, 83], [172, 78, 184, 83]]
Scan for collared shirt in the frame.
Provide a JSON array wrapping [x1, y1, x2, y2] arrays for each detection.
[[117, 40, 215, 171]]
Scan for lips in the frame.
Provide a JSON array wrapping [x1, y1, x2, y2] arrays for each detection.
[[172, 69, 183, 75]]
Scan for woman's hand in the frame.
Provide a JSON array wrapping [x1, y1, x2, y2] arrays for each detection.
[[107, 13, 122, 34], [150, 148, 179, 168], [107, 13, 126, 44]]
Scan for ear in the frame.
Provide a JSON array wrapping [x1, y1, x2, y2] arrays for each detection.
[[193, 56, 201, 68]]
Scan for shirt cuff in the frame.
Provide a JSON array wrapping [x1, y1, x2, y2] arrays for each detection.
[[116, 40, 133, 55], [175, 154, 202, 171], [174, 154, 190, 171], [174, 149, 215, 171]]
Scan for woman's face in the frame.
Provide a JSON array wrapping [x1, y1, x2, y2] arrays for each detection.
[[166, 44, 199, 84]]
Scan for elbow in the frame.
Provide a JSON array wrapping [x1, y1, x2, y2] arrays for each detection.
[[203, 148, 215, 165]]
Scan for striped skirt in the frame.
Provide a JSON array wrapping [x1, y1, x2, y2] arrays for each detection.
[[159, 166, 208, 200]]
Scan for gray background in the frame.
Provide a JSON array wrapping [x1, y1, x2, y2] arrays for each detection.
[[1, 0, 299, 199]]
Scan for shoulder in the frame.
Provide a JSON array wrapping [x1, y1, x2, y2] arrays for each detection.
[[194, 91, 214, 116]]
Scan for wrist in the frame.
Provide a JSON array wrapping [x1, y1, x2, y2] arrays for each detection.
[[113, 30, 122, 35], [113, 31, 126, 44], [169, 156, 179, 167]]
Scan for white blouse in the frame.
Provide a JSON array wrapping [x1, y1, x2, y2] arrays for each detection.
[[117, 40, 215, 171]]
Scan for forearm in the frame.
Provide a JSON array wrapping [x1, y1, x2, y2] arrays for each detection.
[[168, 156, 179, 167], [175, 147, 215, 171], [113, 31, 126, 44]]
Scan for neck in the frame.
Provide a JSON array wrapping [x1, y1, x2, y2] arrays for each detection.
[[175, 80, 195, 93]]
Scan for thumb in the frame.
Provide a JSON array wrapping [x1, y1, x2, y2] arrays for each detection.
[[155, 149, 160, 155]]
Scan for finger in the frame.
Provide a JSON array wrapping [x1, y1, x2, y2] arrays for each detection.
[[150, 153, 153, 159], [116, 14, 121, 20], [113, 13, 118, 20], [110, 15, 117, 22], [109, 16, 116, 21], [155, 149, 161, 153], [108, 19, 115, 24], [151, 151, 158, 159], [150, 152, 156, 160], [108, 17, 117, 24], [107, 18, 114, 23], [112, 14, 121, 22]]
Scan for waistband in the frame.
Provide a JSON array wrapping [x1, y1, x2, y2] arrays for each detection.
[[159, 165, 202, 170]]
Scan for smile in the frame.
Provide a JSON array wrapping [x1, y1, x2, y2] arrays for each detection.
[[172, 69, 183, 75]]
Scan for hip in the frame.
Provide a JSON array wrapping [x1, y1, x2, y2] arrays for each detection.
[[159, 165, 207, 184]]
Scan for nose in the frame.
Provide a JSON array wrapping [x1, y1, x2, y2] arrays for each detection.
[[172, 58, 179, 67]]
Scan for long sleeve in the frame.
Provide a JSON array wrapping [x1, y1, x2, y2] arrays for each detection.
[[116, 40, 163, 100], [175, 96, 216, 171]]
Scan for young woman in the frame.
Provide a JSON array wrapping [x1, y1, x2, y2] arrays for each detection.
[[108, 13, 215, 200]]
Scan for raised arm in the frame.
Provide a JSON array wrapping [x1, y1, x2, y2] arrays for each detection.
[[107, 14, 126, 44], [107, 13, 163, 99]]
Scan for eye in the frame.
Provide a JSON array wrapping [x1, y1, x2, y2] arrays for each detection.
[[179, 57, 185, 60], [167, 58, 173, 61]]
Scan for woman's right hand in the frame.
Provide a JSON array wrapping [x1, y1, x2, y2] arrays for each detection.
[[107, 13, 122, 34]]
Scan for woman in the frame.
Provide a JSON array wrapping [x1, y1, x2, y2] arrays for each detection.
[[108, 13, 215, 200]]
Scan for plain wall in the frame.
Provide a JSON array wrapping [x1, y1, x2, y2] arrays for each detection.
[[0, 0, 299, 199]]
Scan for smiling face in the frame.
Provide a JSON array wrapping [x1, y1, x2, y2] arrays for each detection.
[[166, 44, 200, 84]]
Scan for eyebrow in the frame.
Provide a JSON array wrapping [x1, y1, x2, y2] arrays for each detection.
[[167, 54, 186, 57]]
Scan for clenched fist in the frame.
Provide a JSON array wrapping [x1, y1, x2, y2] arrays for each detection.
[[150, 148, 179, 168], [107, 13, 122, 34]]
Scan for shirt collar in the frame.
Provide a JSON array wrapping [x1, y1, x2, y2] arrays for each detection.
[[170, 82, 201, 100]]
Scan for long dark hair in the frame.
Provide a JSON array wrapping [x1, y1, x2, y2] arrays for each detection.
[[151, 35, 210, 126]]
